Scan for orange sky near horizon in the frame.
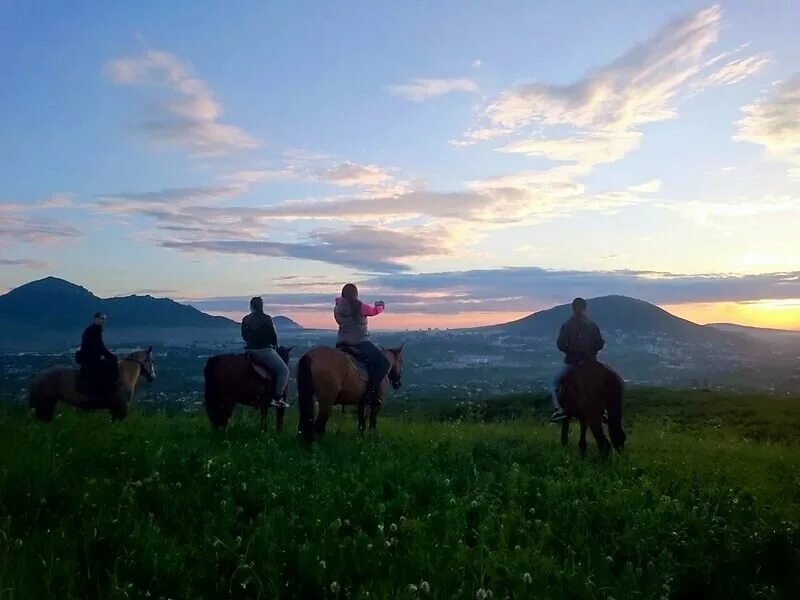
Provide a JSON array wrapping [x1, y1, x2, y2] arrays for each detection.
[[211, 299, 800, 332]]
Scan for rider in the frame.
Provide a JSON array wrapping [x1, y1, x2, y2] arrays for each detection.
[[550, 297, 605, 423], [241, 297, 290, 408], [76, 312, 119, 395], [334, 283, 391, 406]]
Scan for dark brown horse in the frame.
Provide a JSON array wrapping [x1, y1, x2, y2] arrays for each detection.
[[203, 346, 293, 431], [28, 348, 155, 422], [558, 362, 626, 458], [296, 344, 405, 442]]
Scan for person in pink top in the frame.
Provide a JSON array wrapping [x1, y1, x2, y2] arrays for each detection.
[[334, 283, 390, 405]]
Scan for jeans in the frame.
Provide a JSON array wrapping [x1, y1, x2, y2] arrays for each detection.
[[551, 364, 574, 410], [248, 348, 290, 398], [350, 341, 391, 394]]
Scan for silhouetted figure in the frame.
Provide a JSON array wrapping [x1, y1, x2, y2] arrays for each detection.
[[550, 297, 605, 422], [76, 312, 119, 397], [241, 297, 290, 407]]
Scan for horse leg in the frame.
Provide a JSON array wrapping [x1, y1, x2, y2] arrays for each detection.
[[578, 420, 588, 457], [560, 419, 570, 447], [368, 402, 381, 430], [314, 403, 332, 437], [109, 394, 127, 421], [589, 417, 611, 459], [357, 401, 367, 434], [260, 405, 268, 432], [276, 406, 285, 433]]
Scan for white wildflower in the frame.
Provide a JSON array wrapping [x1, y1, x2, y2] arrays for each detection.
[[523, 573, 532, 584]]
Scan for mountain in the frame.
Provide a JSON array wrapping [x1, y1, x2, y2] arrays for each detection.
[[0, 277, 302, 350], [486, 295, 733, 345]]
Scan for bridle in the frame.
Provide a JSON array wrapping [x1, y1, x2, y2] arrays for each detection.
[[122, 356, 155, 382]]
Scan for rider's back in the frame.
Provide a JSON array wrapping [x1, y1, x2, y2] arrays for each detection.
[[557, 314, 604, 365], [334, 298, 368, 346], [241, 312, 277, 349]]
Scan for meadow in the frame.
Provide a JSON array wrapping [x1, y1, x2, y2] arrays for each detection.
[[0, 390, 799, 599]]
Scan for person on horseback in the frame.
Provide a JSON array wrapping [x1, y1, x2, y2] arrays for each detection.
[[76, 312, 119, 397], [550, 297, 605, 423], [334, 283, 390, 406], [241, 297, 290, 408]]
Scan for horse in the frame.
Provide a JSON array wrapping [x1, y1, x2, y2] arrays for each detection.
[[557, 361, 626, 459], [296, 344, 405, 443], [203, 346, 293, 432], [28, 347, 156, 422]]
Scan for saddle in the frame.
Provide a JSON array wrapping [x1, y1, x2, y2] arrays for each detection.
[[336, 345, 370, 380], [245, 352, 273, 381]]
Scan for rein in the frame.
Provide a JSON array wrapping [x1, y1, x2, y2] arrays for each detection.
[[121, 356, 154, 382]]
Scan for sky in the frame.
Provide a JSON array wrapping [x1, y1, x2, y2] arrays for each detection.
[[1, 1, 799, 330]]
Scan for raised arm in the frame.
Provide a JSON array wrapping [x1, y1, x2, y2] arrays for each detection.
[[361, 302, 385, 318]]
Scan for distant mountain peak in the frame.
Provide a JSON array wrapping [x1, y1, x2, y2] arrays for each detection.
[[12, 276, 95, 296]]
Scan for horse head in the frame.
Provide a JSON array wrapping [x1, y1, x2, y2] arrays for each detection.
[[387, 342, 405, 390], [124, 346, 156, 382], [277, 345, 293, 366]]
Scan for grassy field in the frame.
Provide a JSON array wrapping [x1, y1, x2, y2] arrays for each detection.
[[0, 391, 799, 599]]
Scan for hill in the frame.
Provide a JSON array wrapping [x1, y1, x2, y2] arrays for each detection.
[[0, 277, 302, 350], [487, 295, 733, 344]]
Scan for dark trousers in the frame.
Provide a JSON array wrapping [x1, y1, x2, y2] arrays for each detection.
[[80, 358, 119, 395], [341, 341, 391, 394]]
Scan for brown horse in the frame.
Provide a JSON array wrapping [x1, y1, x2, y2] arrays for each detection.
[[296, 344, 405, 442], [28, 347, 156, 422], [558, 361, 626, 458], [203, 346, 293, 431]]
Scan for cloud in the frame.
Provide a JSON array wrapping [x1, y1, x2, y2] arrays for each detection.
[[97, 183, 247, 213], [472, 60, 483, 69], [388, 78, 478, 101], [0, 258, 53, 269], [184, 267, 800, 315], [497, 131, 642, 169], [314, 162, 394, 187], [662, 195, 800, 228], [457, 6, 723, 170], [735, 74, 800, 177], [0, 216, 82, 245], [694, 53, 772, 89], [160, 225, 453, 273], [105, 50, 257, 156], [628, 179, 662, 194]]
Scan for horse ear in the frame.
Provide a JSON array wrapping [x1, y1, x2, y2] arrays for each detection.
[[397, 342, 406, 353]]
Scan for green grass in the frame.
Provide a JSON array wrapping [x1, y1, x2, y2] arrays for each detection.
[[0, 393, 799, 599]]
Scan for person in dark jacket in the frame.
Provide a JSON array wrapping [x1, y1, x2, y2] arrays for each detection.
[[550, 297, 605, 423], [334, 283, 390, 406], [77, 312, 119, 395], [241, 297, 289, 407]]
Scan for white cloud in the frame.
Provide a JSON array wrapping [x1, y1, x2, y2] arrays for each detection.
[[694, 53, 772, 89], [388, 78, 478, 101], [735, 74, 800, 176], [314, 162, 394, 187], [628, 179, 662, 194], [457, 6, 723, 171], [105, 50, 257, 156], [472, 60, 483, 69]]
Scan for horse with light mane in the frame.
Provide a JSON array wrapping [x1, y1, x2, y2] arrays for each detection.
[[296, 344, 405, 443], [203, 345, 293, 431], [28, 347, 156, 422], [557, 361, 626, 458]]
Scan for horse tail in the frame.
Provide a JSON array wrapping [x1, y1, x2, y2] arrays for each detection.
[[605, 368, 626, 452], [297, 352, 315, 443], [203, 356, 228, 429], [28, 371, 57, 422]]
